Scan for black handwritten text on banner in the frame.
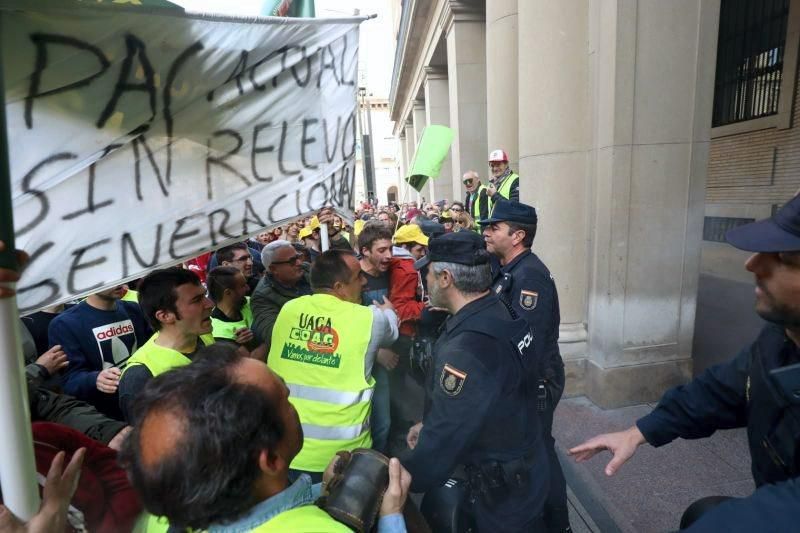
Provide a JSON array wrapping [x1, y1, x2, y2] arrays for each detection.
[[3, 7, 360, 312]]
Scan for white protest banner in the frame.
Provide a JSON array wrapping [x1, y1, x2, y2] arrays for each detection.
[[2, 1, 361, 313]]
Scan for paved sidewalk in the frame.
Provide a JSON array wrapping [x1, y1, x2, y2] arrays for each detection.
[[554, 397, 754, 533]]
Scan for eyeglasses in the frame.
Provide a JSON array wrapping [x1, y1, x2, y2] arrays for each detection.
[[271, 254, 303, 265], [451, 207, 464, 212]]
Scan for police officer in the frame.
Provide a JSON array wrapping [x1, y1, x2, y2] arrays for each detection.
[[569, 195, 800, 531], [480, 199, 570, 533], [402, 231, 549, 532]]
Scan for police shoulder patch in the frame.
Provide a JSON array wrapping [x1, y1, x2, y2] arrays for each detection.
[[440, 363, 467, 396], [519, 289, 538, 310]]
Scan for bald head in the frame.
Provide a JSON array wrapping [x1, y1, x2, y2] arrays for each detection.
[[119, 345, 295, 530], [463, 170, 480, 192]]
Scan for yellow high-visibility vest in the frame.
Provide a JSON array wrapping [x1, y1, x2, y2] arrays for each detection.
[[490, 172, 520, 214], [211, 297, 254, 341], [253, 505, 352, 532], [123, 332, 215, 377], [268, 293, 374, 472]]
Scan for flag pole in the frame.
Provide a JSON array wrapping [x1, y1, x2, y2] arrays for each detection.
[[0, 11, 42, 520]]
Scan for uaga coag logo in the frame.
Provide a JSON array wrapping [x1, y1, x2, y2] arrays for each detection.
[[281, 313, 343, 368]]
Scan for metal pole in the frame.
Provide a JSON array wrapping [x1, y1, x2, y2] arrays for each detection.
[[0, 11, 42, 520], [363, 89, 377, 202]]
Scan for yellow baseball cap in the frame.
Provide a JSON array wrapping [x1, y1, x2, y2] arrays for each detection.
[[394, 224, 429, 246], [354, 219, 366, 236], [299, 226, 314, 239], [308, 216, 320, 230]]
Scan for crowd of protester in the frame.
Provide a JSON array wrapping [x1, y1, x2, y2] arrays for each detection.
[[0, 197, 475, 532]]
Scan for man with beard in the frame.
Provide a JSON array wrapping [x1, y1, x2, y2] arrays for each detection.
[[569, 195, 800, 530], [403, 232, 549, 532], [50, 284, 151, 419], [207, 266, 266, 360], [117, 268, 215, 422], [121, 345, 411, 532]]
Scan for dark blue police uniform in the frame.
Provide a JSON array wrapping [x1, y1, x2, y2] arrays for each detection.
[[403, 232, 549, 532], [636, 196, 800, 530], [481, 200, 569, 531]]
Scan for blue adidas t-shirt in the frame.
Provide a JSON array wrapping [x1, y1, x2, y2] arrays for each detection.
[[49, 300, 151, 420]]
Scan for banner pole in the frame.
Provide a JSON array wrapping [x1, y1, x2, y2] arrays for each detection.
[[320, 223, 330, 252], [0, 11, 42, 521]]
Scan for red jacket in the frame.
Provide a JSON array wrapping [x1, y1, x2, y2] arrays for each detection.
[[389, 249, 425, 337], [32, 422, 142, 533]]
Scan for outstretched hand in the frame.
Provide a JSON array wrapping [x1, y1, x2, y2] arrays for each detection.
[[0, 448, 85, 533], [567, 426, 647, 476]]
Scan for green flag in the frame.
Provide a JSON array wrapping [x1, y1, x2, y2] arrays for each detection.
[[406, 125, 454, 192], [261, 0, 315, 17]]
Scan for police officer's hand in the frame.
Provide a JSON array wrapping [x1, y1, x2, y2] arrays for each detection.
[[0, 240, 29, 299], [373, 296, 395, 313], [234, 327, 254, 345], [406, 422, 423, 450], [35, 345, 68, 375], [568, 426, 647, 476], [96, 367, 121, 394], [380, 458, 412, 517], [377, 348, 399, 370]]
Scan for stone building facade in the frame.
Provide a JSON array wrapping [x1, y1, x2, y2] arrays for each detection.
[[388, 0, 778, 407]]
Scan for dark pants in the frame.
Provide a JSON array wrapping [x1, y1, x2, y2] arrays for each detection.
[[680, 496, 734, 529], [541, 390, 570, 532]]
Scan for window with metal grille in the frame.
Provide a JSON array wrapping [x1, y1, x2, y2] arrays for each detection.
[[712, 0, 790, 127], [703, 216, 755, 242]]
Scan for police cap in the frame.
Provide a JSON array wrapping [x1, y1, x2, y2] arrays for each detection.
[[727, 194, 800, 252], [479, 199, 538, 226], [414, 231, 489, 270]]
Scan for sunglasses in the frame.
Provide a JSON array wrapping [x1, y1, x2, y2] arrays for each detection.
[[271, 254, 303, 265]]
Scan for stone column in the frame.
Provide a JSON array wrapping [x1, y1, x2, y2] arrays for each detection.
[[517, 0, 590, 389], [403, 121, 420, 203], [411, 100, 428, 203], [580, 0, 719, 407], [398, 131, 408, 195], [445, 2, 488, 203], [423, 66, 453, 203], [517, 0, 718, 407], [486, 0, 518, 170]]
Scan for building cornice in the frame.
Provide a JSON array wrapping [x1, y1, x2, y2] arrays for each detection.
[[390, 0, 484, 136]]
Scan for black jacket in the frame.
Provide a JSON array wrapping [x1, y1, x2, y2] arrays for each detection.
[[638, 324, 800, 529], [403, 294, 548, 531], [491, 251, 565, 400]]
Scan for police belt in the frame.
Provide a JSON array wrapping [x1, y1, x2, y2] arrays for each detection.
[[464, 448, 538, 505]]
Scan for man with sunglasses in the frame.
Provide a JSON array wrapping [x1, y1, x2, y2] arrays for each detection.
[[463, 171, 490, 231], [252, 240, 312, 354]]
